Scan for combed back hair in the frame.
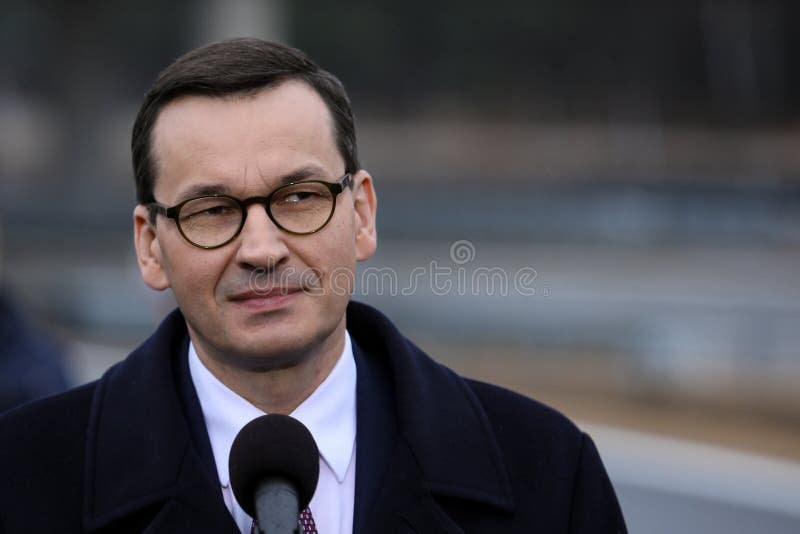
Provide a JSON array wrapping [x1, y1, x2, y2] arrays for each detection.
[[131, 38, 359, 205]]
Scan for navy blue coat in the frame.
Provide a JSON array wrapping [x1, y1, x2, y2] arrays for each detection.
[[0, 301, 625, 533]]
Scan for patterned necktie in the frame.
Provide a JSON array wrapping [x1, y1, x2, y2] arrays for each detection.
[[298, 508, 318, 533], [250, 507, 318, 534]]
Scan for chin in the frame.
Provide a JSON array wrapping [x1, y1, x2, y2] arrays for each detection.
[[225, 331, 320, 370], [241, 353, 307, 372]]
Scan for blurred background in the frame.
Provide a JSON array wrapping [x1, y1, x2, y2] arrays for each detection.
[[1, 1, 798, 531]]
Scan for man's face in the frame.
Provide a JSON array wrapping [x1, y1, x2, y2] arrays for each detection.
[[133, 81, 377, 370]]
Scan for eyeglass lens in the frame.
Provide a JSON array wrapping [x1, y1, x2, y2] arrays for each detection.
[[177, 182, 336, 247]]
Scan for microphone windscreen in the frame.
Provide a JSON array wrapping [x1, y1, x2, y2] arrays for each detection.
[[229, 414, 320, 516]]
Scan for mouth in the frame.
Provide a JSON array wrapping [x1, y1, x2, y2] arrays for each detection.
[[228, 287, 302, 313]]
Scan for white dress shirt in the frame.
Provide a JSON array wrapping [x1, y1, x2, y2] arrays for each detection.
[[188, 333, 357, 534]]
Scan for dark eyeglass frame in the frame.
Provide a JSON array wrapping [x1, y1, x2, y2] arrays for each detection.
[[148, 173, 352, 249]]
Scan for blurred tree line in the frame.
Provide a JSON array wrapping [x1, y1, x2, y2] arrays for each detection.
[[292, 1, 799, 125], [2, 0, 798, 126]]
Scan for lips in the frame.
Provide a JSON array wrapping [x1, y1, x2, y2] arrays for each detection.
[[229, 287, 302, 313], [230, 287, 302, 300]]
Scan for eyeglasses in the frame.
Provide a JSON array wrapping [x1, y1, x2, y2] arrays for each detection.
[[148, 173, 352, 249]]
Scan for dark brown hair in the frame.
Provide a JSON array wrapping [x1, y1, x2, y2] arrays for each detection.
[[131, 38, 359, 204]]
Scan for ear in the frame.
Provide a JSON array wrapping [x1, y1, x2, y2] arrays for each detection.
[[351, 171, 377, 262], [133, 204, 170, 290]]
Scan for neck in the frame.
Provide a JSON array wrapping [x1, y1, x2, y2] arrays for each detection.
[[190, 322, 346, 415]]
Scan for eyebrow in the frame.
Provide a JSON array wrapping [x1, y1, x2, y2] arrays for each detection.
[[173, 165, 333, 203]]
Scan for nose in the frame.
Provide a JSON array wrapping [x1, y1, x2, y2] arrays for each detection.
[[235, 204, 290, 270]]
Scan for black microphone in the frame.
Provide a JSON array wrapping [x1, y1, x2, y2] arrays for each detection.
[[229, 414, 320, 534]]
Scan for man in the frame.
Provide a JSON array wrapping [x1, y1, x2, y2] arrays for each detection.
[[0, 38, 626, 533]]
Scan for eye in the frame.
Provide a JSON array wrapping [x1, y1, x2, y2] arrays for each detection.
[[180, 198, 238, 222], [273, 184, 329, 205], [282, 190, 320, 203], [201, 205, 233, 216]]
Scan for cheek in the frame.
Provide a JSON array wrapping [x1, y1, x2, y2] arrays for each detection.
[[162, 248, 228, 298], [298, 235, 357, 295], [304, 245, 354, 278], [307, 215, 358, 268], [320, 232, 357, 268]]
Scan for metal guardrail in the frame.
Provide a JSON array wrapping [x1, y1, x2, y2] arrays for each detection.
[[586, 423, 800, 534]]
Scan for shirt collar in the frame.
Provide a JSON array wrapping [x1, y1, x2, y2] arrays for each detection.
[[188, 332, 357, 486]]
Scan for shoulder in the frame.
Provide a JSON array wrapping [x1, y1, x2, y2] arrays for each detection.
[[1, 380, 96, 433], [463, 376, 589, 473], [1, 382, 98, 476], [349, 300, 588, 454], [465, 377, 583, 444], [462, 377, 625, 531], [0, 381, 97, 464]]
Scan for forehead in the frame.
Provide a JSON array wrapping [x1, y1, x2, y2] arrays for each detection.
[[150, 80, 342, 201]]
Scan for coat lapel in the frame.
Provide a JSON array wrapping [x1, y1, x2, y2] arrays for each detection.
[[349, 302, 515, 532], [82, 310, 237, 533], [360, 442, 467, 533]]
